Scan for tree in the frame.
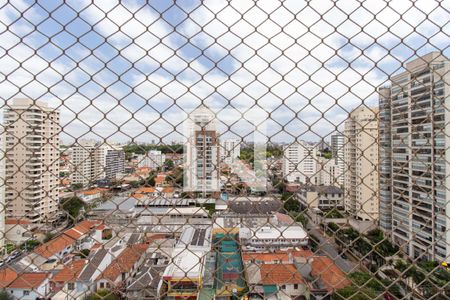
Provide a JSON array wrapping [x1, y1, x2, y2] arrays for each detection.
[[283, 197, 300, 212], [164, 159, 174, 169], [20, 240, 41, 251], [62, 196, 86, 219], [0, 290, 14, 300]]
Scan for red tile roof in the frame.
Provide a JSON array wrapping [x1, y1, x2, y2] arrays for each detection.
[[0, 268, 18, 288], [51, 259, 87, 283], [9, 272, 47, 289], [35, 220, 99, 258], [260, 264, 304, 285], [34, 234, 75, 259], [5, 219, 30, 225], [311, 256, 351, 291], [100, 244, 148, 282]]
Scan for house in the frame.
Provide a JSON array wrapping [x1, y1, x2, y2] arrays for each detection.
[[51, 259, 87, 299], [7, 272, 50, 300], [0, 268, 18, 289], [132, 187, 158, 199], [96, 244, 149, 290], [310, 256, 351, 292], [160, 186, 174, 198], [5, 219, 35, 245], [239, 225, 309, 250], [78, 188, 108, 203], [298, 185, 344, 210], [29, 220, 99, 267]]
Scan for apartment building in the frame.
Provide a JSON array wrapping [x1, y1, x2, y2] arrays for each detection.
[[104, 145, 125, 180], [70, 140, 107, 187], [344, 106, 379, 222], [137, 150, 165, 170], [283, 141, 318, 184], [0, 133, 5, 247], [316, 156, 343, 187], [331, 134, 345, 186], [3, 99, 60, 223], [220, 138, 241, 164], [184, 106, 220, 194], [379, 52, 450, 261]]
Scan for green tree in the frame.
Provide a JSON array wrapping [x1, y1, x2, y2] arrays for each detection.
[[20, 240, 41, 251], [62, 196, 86, 219], [164, 159, 174, 169], [0, 290, 14, 300]]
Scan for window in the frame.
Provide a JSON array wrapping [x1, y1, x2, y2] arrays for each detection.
[[23, 291, 30, 296], [68, 282, 75, 291]]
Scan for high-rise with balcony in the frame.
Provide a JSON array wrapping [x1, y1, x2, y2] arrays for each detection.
[[331, 134, 345, 186], [283, 141, 318, 184], [344, 106, 379, 222], [70, 140, 107, 187], [184, 106, 220, 195], [3, 99, 60, 223], [379, 52, 449, 261]]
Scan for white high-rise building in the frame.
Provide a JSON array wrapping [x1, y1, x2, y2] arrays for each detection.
[[316, 157, 343, 187], [138, 150, 166, 169], [105, 145, 125, 180], [70, 140, 107, 186], [344, 106, 379, 222], [380, 52, 450, 261], [331, 134, 345, 186], [220, 139, 241, 164], [184, 106, 220, 194], [283, 141, 318, 184], [3, 99, 60, 223]]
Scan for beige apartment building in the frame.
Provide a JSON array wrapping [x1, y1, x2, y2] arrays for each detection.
[[70, 140, 107, 187], [344, 106, 379, 221], [3, 99, 60, 223]]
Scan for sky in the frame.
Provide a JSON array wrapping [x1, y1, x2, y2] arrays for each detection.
[[0, 0, 448, 145]]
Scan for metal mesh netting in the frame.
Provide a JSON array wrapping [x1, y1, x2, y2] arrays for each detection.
[[0, 0, 449, 299]]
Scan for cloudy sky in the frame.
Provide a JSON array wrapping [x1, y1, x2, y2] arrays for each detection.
[[0, 0, 448, 144]]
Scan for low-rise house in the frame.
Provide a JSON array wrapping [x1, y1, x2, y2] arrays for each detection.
[[7, 272, 50, 300], [240, 226, 309, 250], [96, 243, 149, 290], [298, 185, 344, 210], [51, 259, 87, 299], [0, 268, 18, 289], [132, 187, 158, 199], [125, 253, 168, 299], [5, 219, 36, 245], [78, 188, 108, 203], [25, 220, 99, 268]]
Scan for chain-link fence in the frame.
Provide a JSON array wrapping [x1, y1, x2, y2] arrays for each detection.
[[0, 0, 449, 299]]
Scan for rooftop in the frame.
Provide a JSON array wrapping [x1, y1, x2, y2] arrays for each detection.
[[260, 264, 304, 285], [9, 272, 48, 289], [100, 244, 149, 282], [311, 256, 351, 291], [0, 268, 18, 288], [51, 259, 87, 283], [240, 226, 308, 240]]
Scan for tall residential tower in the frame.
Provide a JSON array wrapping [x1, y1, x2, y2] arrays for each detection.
[[3, 99, 60, 223], [379, 52, 449, 261], [344, 106, 379, 222]]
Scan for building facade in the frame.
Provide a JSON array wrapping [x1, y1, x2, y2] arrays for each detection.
[[331, 134, 345, 186], [137, 150, 165, 170], [283, 141, 318, 184], [105, 146, 125, 180], [70, 141, 107, 187], [316, 157, 343, 187], [184, 106, 220, 194], [379, 52, 450, 261], [220, 139, 241, 164], [3, 99, 60, 223], [344, 106, 379, 222]]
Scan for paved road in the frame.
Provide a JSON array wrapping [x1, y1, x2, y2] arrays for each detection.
[[305, 214, 358, 273]]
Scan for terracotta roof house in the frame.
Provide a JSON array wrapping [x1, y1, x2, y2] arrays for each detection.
[[51, 259, 87, 299], [0, 268, 18, 288], [7, 272, 50, 300], [96, 244, 149, 290]]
